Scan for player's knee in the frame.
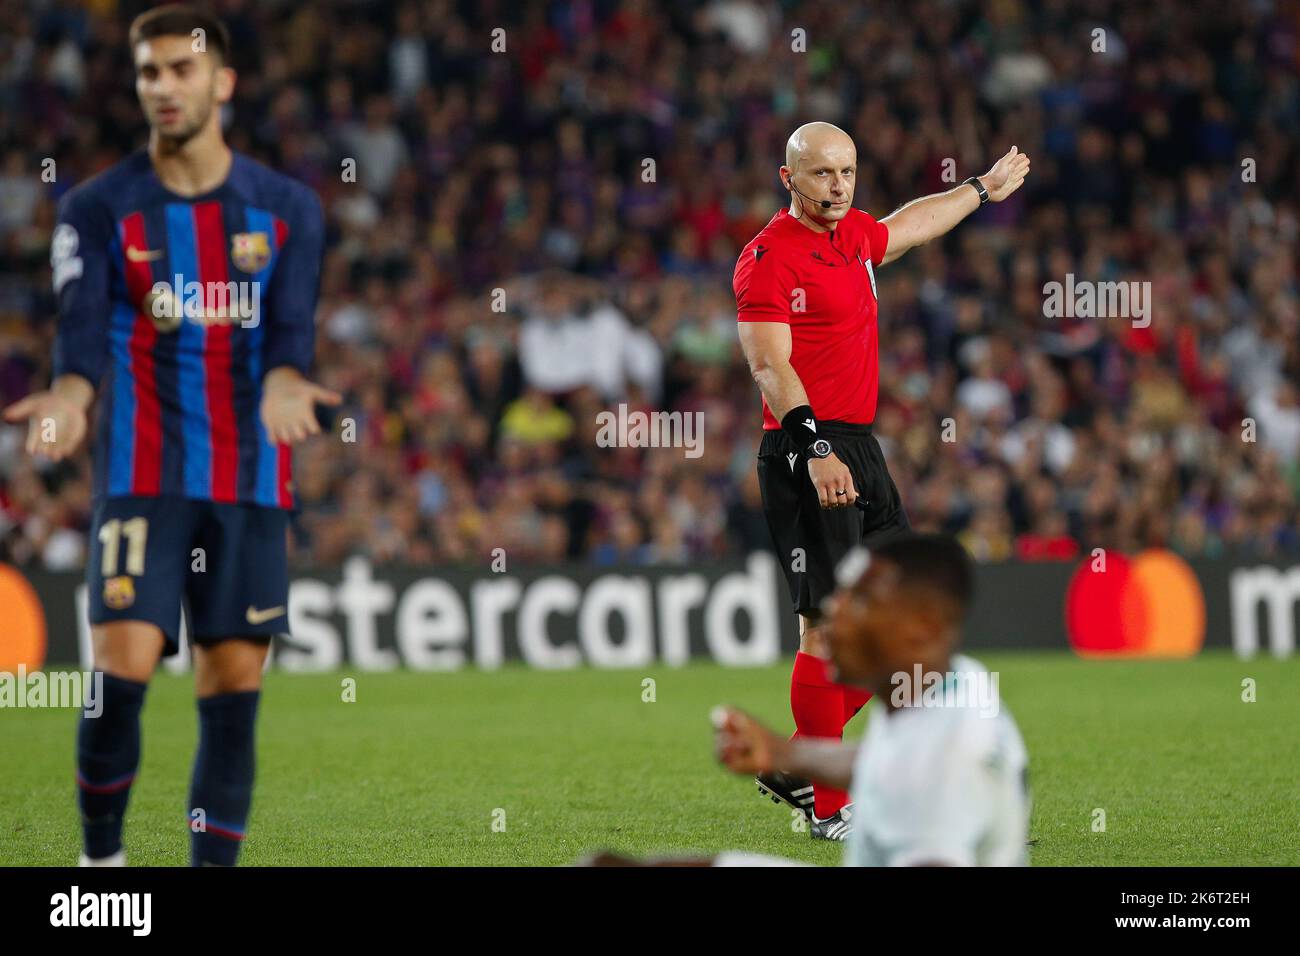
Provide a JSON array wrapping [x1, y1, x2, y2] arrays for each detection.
[[194, 639, 269, 696], [91, 623, 165, 683], [196, 665, 264, 696]]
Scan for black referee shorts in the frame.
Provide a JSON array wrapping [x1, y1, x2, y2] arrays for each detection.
[[756, 420, 910, 618]]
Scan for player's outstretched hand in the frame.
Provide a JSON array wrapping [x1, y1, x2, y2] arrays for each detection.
[[982, 145, 1032, 202], [4, 386, 90, 461], [261, 367, 343, 445], [712, 706, 790, 776]]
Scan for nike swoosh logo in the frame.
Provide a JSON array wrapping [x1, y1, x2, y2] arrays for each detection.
[[245, 605, 286, 624], [125, 246, 163, 263]]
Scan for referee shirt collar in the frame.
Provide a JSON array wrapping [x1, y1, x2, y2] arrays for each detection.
[[774, 206, 845, 241]]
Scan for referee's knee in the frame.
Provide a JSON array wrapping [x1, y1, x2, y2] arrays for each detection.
[[797, 615, 828, 657]]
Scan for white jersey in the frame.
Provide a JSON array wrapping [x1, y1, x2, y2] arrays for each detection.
[[844, 654, 1030, 867]]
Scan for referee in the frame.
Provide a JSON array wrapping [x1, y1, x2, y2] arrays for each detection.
[[733, 121, 1030, 840]]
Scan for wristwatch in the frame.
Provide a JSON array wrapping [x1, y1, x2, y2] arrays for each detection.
[[806, 438, 833, 460], [963, 176, 989, 206]]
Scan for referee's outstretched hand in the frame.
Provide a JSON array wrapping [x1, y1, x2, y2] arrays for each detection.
[[808, 453, 858, 509], [982, 144, 1032, 202]]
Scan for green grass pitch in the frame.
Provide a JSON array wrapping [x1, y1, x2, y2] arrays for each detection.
[[2, 651, 1297, 866]]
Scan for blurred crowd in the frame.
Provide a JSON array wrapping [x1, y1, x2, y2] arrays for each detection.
[[1, 0, 1298, 571]]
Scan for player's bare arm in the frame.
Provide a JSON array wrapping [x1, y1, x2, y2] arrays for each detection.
[[3, 373, 94, 461], [737, 321, 859, 509], [261, 366, 343, 445], [713, 706, 857, 791], [879, 146, 1031, 265]]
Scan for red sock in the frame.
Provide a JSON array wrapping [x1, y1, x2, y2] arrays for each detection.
[[841, 687, 872, 727], [790, 651, 850, 818]]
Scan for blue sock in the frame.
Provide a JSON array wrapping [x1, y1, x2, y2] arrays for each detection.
[[77, 673, 148, 859], [189, 690, 260, 866]]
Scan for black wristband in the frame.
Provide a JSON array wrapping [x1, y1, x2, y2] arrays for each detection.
[[963, 175, 989, 206], [780, 405, 820, 454]]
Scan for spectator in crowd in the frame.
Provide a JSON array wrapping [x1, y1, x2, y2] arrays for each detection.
[[1, 0, 1296, 570]]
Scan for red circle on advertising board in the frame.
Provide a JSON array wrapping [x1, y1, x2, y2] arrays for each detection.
[[1065, 549, 1205, 658], [1066, 550, 1134, 655]]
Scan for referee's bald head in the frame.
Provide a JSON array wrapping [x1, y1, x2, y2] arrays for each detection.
[[785, 122, 854, 170], [781, 122, 856, 223]]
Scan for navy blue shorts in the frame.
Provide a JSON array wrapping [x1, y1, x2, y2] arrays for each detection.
[[86, 495, 290, 656]]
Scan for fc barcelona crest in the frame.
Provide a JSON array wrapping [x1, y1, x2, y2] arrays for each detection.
[[231, 231, 272, 272], [103, 575, 136, 610]]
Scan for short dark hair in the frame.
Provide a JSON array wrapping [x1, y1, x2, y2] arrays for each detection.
[[129, 4, 231, 65], [871, 533, 975, 619]]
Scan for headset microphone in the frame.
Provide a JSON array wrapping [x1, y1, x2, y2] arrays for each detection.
[[786, 177, 833, 210]]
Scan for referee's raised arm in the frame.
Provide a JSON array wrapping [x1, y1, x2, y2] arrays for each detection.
[[878, 145, 1031, 265]]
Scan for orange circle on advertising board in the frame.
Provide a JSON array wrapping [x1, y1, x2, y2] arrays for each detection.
[[1065, 548, 1204, 658], [1129, 549, 1205, 657], [0, 563, 47, 672]]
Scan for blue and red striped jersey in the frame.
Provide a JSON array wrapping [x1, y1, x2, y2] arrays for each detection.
[[51, 150, 324, 509]]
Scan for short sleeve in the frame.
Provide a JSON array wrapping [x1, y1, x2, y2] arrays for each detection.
[[859, 210, 889, 267], [733, 245, 799, 323], [51, 187, 114, 385]]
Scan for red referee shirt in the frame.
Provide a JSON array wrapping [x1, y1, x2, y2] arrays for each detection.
[[733, 207, 889, 429]]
